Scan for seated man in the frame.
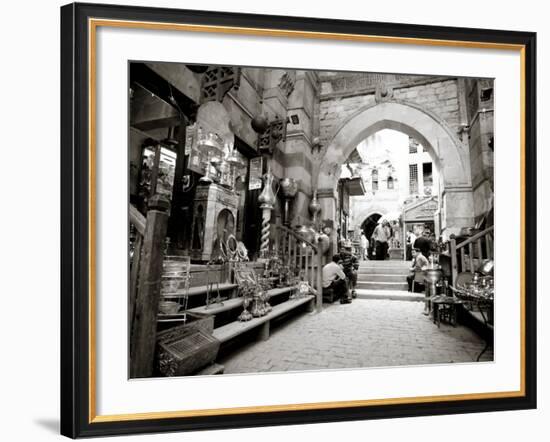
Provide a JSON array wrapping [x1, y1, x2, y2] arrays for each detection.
[[339, 243, 359, 298], [322, 254, 351, 304], [406, 247, 429, 293]]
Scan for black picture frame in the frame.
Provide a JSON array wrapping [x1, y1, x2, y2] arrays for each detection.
[[61, 2, 537, 438]]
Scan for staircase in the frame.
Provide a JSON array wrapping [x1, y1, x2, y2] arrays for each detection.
[[356, 259, 410, 291], [355, 259, 423, 301]]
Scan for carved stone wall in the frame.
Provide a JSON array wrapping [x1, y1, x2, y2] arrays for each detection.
[[319, 77, 461, 150]]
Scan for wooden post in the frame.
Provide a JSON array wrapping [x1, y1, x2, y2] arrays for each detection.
[[258, 321, 270, 341], [128, 234, 142, 336], [316, 244, 323, 312], [450, 237, 458, 286], [306, 297, 315, 313], [129, 204, 146, 336], [485, 233, 493, 259], [130, 195, 170, 378]]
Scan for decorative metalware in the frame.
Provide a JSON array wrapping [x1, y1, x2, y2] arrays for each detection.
[[317, 231, 331, 255], [251, 114, 269, 134], [197, 130, 224, 184], [238, 296, 253, 322], [258, 169, 279, 257], [296, 223, 315, 244], [308, 190, 322, 226], [280, 177, 298, 226]]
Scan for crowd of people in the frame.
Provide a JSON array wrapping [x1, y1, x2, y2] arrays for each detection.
[[323, 223, 440, 304]]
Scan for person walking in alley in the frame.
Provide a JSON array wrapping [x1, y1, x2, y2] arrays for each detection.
[[373, 221, 389, 260]]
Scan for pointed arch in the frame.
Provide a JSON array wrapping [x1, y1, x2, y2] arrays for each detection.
[[316, 100, 471, 193]]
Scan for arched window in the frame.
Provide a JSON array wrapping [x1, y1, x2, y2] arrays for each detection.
[[387, 176, 394, 189], [371, 169, 378, 191]]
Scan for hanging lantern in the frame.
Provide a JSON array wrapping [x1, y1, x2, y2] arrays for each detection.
[[317, 232, 330, 254], [251, 114, 269, 134], [187, 64, 209, 74]]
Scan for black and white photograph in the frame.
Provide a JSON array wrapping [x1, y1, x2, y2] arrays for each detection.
[[128, 62, 495, 379], [0, 0, 544, 439]]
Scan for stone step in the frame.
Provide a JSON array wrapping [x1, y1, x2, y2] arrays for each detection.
[[356, 281, 409, 291], [355, 289, 423, 302], [357, 274, 406, 283], [358, 267, 410, 275], [359, 260, 409, 268]]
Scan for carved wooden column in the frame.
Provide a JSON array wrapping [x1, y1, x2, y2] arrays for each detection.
[[130, 194, 170, 378]]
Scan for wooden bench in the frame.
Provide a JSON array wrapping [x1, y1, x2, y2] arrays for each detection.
[[161, 282, 238, 300], [213, 295, 315, 343], [158, 286, 296, 324], [188, 286, 296, 315], [195, 363, 225, 375]]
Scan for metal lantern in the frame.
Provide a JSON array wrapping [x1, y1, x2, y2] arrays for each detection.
[[186, 64, 209, 74], [251, 114, 269, 134], [197, 131, 224, 184], [197, 131, 224, 154], [478, 259, 494, 276]]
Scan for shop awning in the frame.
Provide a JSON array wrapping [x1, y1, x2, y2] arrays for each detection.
[[341, 176, 366, 196]]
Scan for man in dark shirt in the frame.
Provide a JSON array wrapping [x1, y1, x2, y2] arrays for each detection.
[[413, 229, 433, 259], [340, 243, 359, 299]]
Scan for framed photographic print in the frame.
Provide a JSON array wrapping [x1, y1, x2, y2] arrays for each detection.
[[60, 2, 537, 438]]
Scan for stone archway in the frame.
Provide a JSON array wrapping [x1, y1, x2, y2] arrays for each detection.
[[360, 213, 382, 260], [316, 101, 474, 238], [360, 213, 382, 238]]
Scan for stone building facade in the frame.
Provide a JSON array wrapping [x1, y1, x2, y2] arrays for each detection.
[[315, 72, 494, 244], [129, 63, 493, 259]]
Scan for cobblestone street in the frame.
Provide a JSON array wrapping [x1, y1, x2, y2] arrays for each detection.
[[219, 299, 493, 374]]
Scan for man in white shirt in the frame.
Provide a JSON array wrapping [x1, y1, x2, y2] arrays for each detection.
[[373, 222, 389, 260], [322, 254, 350, 303], [360, 233, 369, 260], [406, 230, 417, 260]]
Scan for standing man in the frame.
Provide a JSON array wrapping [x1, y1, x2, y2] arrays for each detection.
[[384, 222, 392, 256], [360, 232, 369, 261], [322, 254, 351, 304], [406, 230, 416, 260], [372, 222, 389, 260]]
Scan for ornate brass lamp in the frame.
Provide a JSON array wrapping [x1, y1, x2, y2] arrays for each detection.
[[308, 189, 322, 234]]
